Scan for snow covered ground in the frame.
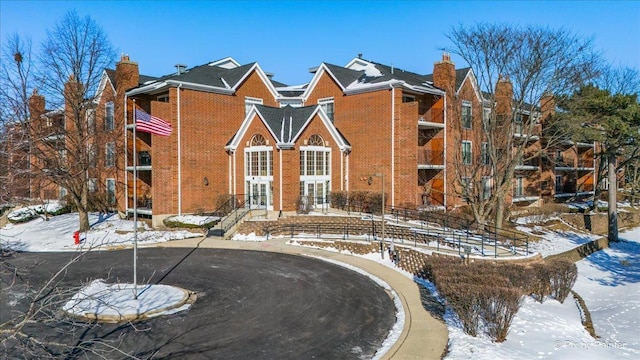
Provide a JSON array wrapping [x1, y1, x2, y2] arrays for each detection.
[[63, 280, 192, 321], [289, 221, 640, 359], [1, 208, 639, 359], [0, 211, 202, 252]]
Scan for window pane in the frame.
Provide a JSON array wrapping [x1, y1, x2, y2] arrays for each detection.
[[300, 151, 305, 176], [307, 151, 314, 175], [316, 151, 324, 175]]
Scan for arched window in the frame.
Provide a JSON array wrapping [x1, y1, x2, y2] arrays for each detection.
[[308, 134, 324, 146], [250, 134, 266, 146]]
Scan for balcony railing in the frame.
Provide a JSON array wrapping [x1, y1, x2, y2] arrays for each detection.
[[417, 149, 445, 167], [418, 108, 445, 128], [556, 157, 594, 169], [513, 187, 539, 201]]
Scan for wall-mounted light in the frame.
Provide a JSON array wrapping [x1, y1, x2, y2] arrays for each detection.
[[203, 177, 209, 186]]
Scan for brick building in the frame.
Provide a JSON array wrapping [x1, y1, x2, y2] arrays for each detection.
[[17, 53, 597, 226]]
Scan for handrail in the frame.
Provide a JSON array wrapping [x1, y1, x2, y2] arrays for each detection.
[[261, 217, 530, 258]]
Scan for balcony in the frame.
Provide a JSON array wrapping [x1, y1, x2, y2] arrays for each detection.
[[513, 123, 541, 141], [126, 151, 152, 171], [418, 109, 445, 129], [554, 183, 594, 198], [555, 157, 594, 170], [515, 159, 539, 171], [417, 149, 445, 169], [513, 187, 539, 202], [126, 197, 152, 215]]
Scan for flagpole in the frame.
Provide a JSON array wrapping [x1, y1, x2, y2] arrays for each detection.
[[132, 99, 138, 299]]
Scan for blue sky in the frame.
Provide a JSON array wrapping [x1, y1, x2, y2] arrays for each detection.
[[1, 0, 639, 85]]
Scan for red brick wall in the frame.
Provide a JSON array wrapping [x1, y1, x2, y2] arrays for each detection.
[[146, 70, 278, 216]]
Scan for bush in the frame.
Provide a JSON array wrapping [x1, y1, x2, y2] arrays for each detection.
[[479, 287, 523, 342], [330, 191, 348, 210], [547, 260, 578, 303], [442, 283, 483, 337], [530, 263, 551, 303]]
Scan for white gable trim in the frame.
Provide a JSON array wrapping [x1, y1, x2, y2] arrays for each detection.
[[225, 107, 280, 152], [230, 63, 280, 102], [93, 70, 115, 104], [300, 64, 347, 102], [290, 106, 350, 152], [456, 69, 483, 103], [208, 57, 241, 69]]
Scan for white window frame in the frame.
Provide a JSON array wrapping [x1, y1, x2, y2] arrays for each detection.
[[86, 108, 96, 134], [88, 178, 98, 192], [462, 140, 472, 165], [482, 176, 492, 200], [105, 142, 115, 167], [106, 178, 116, 205], [462, 101, 472, 129], [481, 142, 490, 165], [482, 107, 491, 131], [245, 97, 263, 115], [318, 97, 334, 122], [105, 102, 114, 131], [515, 176, 524, 197]]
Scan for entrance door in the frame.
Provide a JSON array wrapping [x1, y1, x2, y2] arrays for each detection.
[[303, 181, 327, 207], [248, 180, 271, 210]]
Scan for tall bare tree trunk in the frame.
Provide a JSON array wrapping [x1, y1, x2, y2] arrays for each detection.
[[608, 153, 618, 242]]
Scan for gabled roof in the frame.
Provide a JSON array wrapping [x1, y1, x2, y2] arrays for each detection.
[[302, 58, 444, 100], [126, 58, 279, 100], [226, 105, 350, 152]]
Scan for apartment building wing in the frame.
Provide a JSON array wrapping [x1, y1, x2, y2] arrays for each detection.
[[124, 57, 283, 225], [226, 104, 351, 212], [301, 57, 447, 210]]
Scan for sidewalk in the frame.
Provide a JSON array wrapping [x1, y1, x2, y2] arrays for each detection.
[[159, 235, 449, 360]]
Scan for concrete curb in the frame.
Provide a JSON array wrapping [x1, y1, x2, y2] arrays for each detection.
[[66, 287, 197, 324]]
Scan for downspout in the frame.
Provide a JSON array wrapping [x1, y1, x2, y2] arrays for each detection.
[[124, 95, 128, 213], [390, 85, 395, 207], [279, 149, 283, 212], [233, 151, 237, 195], [177, 84, 182, 215], [228, 152, 233, 194], [340, 151, 344, 191]]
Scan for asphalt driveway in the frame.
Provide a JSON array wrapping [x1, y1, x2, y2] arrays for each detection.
[[1, 247, 396, 359]]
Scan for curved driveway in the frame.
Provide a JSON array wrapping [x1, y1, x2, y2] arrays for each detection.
[[159, 236, 449, 360]]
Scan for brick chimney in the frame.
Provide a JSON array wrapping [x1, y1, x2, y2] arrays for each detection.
[[539, 93, 555, 123], [29, 88, 45, 122], [432, 53, 456, 94], [115, 54, 139, 94], [495, 74, 513, 118]]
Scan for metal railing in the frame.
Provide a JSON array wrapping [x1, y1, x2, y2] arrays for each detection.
[[206, 195, 250, 235]]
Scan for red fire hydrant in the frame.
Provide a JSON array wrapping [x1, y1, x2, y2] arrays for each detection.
[[73, 231, 80, 245]]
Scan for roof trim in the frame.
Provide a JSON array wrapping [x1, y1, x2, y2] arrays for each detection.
[[292, 106, 351, 152], [456, 68, 483, 103], [300, 64, 347, 101], [226, 105, 351, 153], [230, 63, 280, 101], [93, 70, 115, 104]]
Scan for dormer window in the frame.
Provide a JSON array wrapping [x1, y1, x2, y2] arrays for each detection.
[[245, 97, 263, 115], [318, 97, 334, 122]]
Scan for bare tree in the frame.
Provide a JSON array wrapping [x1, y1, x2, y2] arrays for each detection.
[[1, 244, 144, 358], [444, 23, 600, 227], [28, 11, 116, 232], [0, 34, 37, 204]]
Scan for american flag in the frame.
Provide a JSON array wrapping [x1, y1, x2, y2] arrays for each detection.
[[135, 108, 172, 136]]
